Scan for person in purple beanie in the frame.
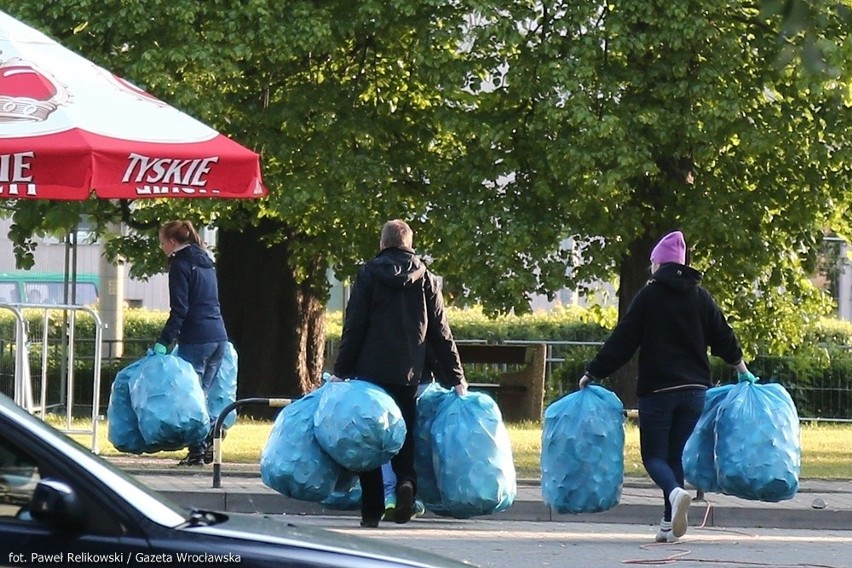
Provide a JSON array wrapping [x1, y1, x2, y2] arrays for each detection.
[[578, 230, 756, 542]]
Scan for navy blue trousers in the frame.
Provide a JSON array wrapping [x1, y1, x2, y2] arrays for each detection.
[[637, 388, 705, 521]]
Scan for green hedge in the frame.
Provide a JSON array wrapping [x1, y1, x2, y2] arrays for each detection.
[[4, 307, 852, 418], [325, 305, 614, 343], [330, 309, 852, 417], [0, 307, 165, 357], [326, 306, 611, 402], [0, 308, 166, 411]]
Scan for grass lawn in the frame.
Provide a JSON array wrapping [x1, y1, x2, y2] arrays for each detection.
[[61, 417, 852, 480]]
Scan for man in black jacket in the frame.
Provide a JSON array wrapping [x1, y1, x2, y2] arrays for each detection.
[[332, 219, 467, 528]]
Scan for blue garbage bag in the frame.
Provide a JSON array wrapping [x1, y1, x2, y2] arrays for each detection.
[[321, 470, 362, 511], [413, 383, 454, 515], [107, 357, 154, 453], [431, 392, 517, 518], [261, 383, 344, 502], [208, 342, 238, 429], [129, 353, 210, 451], [173, 343, 238, 429], [314, 380, 406, 472], [540, 385, 624, 514], [683, 384, 735, 493], [715, 382, 800, 502]]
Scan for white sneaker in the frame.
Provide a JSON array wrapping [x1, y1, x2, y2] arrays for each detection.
[[669, 487, 692, 538], [655, 528, 676, 543], [655, 518, 674, 542]]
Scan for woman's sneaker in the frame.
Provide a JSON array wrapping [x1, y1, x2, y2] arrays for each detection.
[[655, 528, 676, 543], [177, 449, 205, 466], [669, 487, 693, 537]]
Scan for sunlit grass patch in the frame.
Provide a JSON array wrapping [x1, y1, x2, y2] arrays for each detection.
[[60, 414, 852, 480]]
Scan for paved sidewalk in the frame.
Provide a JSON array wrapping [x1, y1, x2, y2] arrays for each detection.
[[108, 456, 852, 531]]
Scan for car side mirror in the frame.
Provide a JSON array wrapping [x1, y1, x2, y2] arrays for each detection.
[[29, 478, 84, 530]]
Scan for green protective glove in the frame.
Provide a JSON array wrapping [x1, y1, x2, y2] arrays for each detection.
[[737, 370, 757, 384], [153, 343, 168, 355]]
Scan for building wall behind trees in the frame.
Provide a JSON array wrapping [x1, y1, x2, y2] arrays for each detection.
[[0, 219, 169, 310]]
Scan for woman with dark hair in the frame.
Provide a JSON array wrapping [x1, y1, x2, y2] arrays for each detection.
[[155, 220, 229, 466]]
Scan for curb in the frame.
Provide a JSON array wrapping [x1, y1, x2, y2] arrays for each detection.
[[152, 487, 852, 531], [113, 459, 852, 531]]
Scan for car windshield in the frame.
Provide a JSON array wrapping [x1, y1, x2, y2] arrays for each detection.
[[0, 393, 188, 527]]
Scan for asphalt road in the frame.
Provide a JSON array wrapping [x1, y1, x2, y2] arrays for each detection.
[[289, 515, 852, 568]]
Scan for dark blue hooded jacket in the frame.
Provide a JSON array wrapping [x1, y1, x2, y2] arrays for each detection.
[[157, 244, 228, 346]]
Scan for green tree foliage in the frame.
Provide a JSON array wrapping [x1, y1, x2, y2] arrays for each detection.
[[1, 0, 479, 400], [3, 1, 852, 407], [415, 0, 852, 403], [432, 0, 852, 333]]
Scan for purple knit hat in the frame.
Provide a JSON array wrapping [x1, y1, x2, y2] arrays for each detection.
[[650, 231, 686, 265]]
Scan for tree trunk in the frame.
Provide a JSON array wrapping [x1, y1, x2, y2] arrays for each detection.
[[609, 233, 658, 410], [216, 220, 326, 418]]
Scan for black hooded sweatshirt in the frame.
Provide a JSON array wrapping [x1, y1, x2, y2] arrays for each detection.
[[585, 263, 743, 397], [333, 246, 464, 387]]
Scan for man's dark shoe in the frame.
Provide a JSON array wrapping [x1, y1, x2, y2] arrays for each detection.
[[359, 518, 380, 528], [394, 481, 414, 524]]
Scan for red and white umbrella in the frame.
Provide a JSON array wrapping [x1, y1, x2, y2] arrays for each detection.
[[0, 9, 267, 200]]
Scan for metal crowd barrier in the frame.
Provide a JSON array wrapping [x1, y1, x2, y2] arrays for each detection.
[[0, 303, 103, 452]]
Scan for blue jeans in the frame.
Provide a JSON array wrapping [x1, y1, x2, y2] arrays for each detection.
[[176, 341, 227, 451], [637, 388, 706, 521]]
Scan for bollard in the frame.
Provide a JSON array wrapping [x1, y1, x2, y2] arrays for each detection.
[[211, 397, 292, 488]]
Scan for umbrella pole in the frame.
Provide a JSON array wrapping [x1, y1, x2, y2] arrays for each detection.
[[57, 228, 75, 413]]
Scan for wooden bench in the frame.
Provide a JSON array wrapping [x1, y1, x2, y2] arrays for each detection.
[[457, 343, 546, 422]]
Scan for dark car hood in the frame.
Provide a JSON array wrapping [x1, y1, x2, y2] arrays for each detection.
[[184, 512, 476, 568]]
